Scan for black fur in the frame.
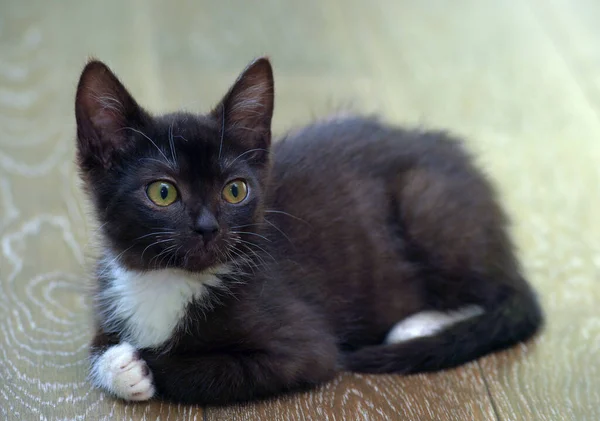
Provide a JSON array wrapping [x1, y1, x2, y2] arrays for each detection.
[[78, 58, 543, 405]]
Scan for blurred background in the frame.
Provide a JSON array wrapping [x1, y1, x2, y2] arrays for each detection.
[[1, 0, 599, 420]]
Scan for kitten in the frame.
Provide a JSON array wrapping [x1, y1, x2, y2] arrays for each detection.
[[75, 57, 543, 405]]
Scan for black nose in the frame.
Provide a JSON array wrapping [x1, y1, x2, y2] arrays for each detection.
[[192, 208, 219, 242]]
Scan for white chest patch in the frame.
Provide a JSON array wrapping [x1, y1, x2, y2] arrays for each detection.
[[97, 260, 230, 349]]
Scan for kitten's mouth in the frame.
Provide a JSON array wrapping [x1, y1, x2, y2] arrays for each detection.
[[178, 239, 224, 272]]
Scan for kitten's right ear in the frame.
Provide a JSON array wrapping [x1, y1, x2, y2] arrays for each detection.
[[75, 60, 144, 170]]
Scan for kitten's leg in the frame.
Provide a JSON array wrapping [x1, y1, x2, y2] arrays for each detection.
[[141, 319, 338, 405], [89, 330, 155, 401], [391, 162, 544, 313], [343, 161, 542, 374]]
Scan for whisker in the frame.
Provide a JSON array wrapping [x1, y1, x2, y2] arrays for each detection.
[[242, 246, 270, 269], [220, 248, 251, 278], [236, 239, 276, 263], [149, 243, 178, 267], [231, 231, 272, 242], [97, 244, 137, 277], [225, 148, 269, 170], [182, 247, 193, 268], [89, 221, 109, 238], [263, 218, 292, 244], [133, 231, 177, 241], [157, 244, 178, 268], [141, 239, 176, 261], [167, 246, 183, 268], [264, 209, 310, 226], [168, 119, 177, 166], [230, 222, 268, 228], [139, 157, 173, 167], [223, 238, 260, 269], [120, 127, 171, 164], [219, 104, 225, 159], [226, 247, 259, 274]]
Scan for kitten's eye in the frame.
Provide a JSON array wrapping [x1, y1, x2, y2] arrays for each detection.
[[222, 179, 248, 204], [146, 181, 178, 206]]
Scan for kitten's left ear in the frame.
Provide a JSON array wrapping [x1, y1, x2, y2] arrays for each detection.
[[213, 57, 274, 152]]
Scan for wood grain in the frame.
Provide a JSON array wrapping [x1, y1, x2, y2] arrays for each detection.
[[476, 1, 600, 419], [1, 0, 600, 419], [206, 369, 496, 421]]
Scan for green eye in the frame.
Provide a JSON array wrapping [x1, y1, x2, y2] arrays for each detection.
[[146, 181, 178, 206], [222, 180, 248, 204]]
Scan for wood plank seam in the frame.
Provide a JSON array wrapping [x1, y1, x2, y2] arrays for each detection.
[[478, 362, 502, 421]]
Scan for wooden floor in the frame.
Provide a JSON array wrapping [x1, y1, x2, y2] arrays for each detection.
[[1, 0, 599, 419]]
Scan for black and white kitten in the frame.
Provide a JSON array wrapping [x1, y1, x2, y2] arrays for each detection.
[[75, 57, 542, 405]]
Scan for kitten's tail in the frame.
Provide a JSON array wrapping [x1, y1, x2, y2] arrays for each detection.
[[342, 283, 543, 374]]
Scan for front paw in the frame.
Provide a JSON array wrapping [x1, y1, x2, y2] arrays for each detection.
[[91, 342, 155, 401]]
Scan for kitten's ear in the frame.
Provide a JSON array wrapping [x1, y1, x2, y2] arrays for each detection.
[[75, 60, 145, 170], [213, 57, 274, 152]]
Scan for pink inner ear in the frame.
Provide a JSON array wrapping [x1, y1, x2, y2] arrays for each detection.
[[79, 78, 128, 133], [222, 58, 274, 135], [76, 60, 140, 128], [88, 97, 126, 133], [75, 61, 141, 166]]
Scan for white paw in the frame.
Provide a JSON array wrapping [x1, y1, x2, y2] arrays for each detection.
[[90, 342, 155, 401]]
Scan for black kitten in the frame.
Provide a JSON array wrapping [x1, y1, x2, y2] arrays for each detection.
[[76, 57, 542, 405]]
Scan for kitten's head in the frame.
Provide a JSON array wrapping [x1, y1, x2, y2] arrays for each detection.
[[75, 58, 274, 272]]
